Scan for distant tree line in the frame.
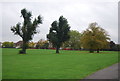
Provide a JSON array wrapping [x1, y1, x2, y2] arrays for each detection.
[[2, 42, 14, 48], [1, 40, 49, 49], [2, 40, 120, 51]]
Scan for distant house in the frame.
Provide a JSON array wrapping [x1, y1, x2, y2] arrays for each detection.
[[15, 41, 23, 48]]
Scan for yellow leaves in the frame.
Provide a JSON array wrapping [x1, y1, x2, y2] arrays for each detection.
[[37, 39, 49, 46], [81, 22, 110, 50], [28, 42, 35, 48]]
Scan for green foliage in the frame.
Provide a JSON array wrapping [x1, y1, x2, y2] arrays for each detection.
[[47, 16, 70, 53], [2, 42, 14, 48], [81, 22, 110, 53], [63, 30, 81, 49], [2, 48, 118, 79], [11, 8, 42, 54], [42, 42, 49, 49], [116, 44, 120, 51]]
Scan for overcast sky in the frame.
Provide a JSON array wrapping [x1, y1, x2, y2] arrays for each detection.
[[0, 0, 119, 43]]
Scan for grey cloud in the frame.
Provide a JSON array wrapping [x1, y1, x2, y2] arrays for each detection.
[[0, 0, 119, 43]]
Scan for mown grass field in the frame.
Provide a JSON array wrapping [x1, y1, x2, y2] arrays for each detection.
[[2, 48, 118, 79]]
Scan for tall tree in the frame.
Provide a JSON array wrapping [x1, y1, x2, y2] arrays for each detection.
[[47, 16, 70, 53], [63, 30, 81, 50], [81, 22, 110, 53], [11, 8, 42, 54]]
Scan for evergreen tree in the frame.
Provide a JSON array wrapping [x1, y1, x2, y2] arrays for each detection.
[[47, 16, 70, 53]]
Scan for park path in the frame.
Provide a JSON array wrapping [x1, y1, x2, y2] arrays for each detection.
[[84, 63, 119, 79]]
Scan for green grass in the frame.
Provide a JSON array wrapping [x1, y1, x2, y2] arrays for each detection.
[[2, 48, 118, 79]]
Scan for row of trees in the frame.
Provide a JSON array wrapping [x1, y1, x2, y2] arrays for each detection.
[[2, 39, 119, 51], [1, 40, 49, 49], [2, 42, 14, 48], [10, 8, 117, 54], [11, 8, 71, 54]]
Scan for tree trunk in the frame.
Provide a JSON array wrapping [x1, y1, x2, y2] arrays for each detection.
[[22, 42, 26, 54], [89, 49, 94, 53], [19, 41, 27, 54], [97, 49, 99, 53], [56, 46, 59, 54]]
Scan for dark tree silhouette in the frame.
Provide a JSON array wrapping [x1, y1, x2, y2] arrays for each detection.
[[109, 41, 116, 51], [47, 16, 70, 53], [11, 8, 42, 54]]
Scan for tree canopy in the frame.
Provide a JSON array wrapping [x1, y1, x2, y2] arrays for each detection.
[[63, 30, 81, 50], [47, 16, 70, 53], [11, 8, 42, 54], [80, 22, 110, 53]]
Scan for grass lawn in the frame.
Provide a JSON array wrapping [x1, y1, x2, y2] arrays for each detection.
[[2, 48, 118, 79]]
